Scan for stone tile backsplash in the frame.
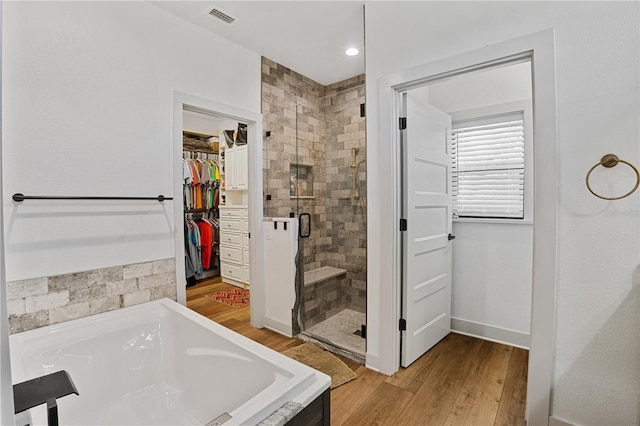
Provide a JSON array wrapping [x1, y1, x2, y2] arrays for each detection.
[[7, 258, 177, 334]]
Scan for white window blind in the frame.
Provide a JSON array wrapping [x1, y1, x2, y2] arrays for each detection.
[[451, 111, 525, 219]]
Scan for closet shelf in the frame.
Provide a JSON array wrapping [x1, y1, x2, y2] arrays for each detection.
[[183, 129, 216, 139], [185, 208, 217, 213]]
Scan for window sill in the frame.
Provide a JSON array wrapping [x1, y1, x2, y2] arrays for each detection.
[[453, 218, 533, 225]]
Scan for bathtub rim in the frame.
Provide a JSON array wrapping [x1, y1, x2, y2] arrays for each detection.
[[9, 298, 331, 425]]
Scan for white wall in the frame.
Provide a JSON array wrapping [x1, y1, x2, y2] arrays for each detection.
[[0, 4, 15, 421], [428, 61, 531, 112], [2, 1, 261, 282], [365, 2, 639, 425], [451, 222, 532, 339]]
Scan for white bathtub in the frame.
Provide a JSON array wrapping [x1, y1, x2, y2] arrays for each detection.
[[9, 299, 330, 425]]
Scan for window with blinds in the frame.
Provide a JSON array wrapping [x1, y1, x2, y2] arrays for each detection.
[[451, 111, 525, 219]]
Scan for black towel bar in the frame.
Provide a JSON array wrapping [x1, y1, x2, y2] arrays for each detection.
[[12, 193, 172, 202]]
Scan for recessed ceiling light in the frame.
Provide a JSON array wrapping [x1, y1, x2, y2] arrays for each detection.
[[345, 48, 359, 56]]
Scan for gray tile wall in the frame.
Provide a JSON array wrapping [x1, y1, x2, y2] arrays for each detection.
[[7, 258, 177, 333], [323, 76, 367, 314], [261, 57, 367, 315], [262, 57, 328, 272], [302, 276, 349, 328]]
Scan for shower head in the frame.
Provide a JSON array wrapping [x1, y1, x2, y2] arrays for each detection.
[[350, 146, 360, 169]]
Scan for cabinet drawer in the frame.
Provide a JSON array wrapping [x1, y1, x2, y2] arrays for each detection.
[[220, 232, 242, 246], [222, 262, 248, 282], [220, 208, 242, 218], [220, 246, 242, 264], [221, 220, 242, 232]]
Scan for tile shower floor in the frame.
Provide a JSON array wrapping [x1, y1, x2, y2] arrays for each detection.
[[305, 309, 366, 357]]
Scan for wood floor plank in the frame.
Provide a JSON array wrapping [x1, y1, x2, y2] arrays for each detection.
[[494, 347, 528, 426], [186, 279, 529, 426], [395, 333, 485, 425], [386, 333, 461, 393], [341, 382, 415, 426], [331, 366, 388, 426], [444, 341, 513, 426]]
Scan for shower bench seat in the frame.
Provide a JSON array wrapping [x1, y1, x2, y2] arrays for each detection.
[[303, 266, 349, 329], [304, 266, 347, 286]]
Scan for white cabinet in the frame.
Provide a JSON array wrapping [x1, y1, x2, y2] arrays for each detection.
[[226, 145, 248, 191], [217, 130, 249, 286], [219, 205, 250, 287]]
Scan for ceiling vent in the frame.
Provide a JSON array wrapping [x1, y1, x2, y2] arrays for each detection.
[[208, 8, 236, 25]]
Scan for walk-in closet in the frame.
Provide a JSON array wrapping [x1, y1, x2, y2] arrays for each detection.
[[182, 108, 250, 289]]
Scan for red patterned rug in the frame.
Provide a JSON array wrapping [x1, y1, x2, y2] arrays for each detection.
[[207, 288, 250, 308]]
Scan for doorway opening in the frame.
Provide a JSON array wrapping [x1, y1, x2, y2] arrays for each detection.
[[399, 59, 534, 368], [172, 92, 264, 328], [380, 30, 558, 424], [261, 60, 367, 363], [394, 59, 534, 424], [182, 108, 241, 285]]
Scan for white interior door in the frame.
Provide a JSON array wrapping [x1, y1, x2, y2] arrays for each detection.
[[401, 90, 453, 367]]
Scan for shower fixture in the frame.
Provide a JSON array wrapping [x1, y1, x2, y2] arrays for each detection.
[[350, 146, 366, 200]]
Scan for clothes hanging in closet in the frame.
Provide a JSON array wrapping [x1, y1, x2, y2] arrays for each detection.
[[183, 151, 221, 281], [183, 157, 221, 210], [185, 218, 202, 276], [197, 220, 213, 270], [184, 216, 219, 277]]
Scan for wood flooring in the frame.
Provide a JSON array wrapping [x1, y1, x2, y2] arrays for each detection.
[[187, 278, 528, 426]]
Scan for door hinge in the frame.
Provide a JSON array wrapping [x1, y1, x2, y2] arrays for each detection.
[[360, 103, 366, 118], [399, 117, 407, 130], [400, 218, 407, 231], [399, 318, 407, 331], [360, 324, 367, 339]]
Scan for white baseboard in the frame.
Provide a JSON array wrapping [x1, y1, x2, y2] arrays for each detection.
[[263, 317, 292, 338], [549, 416, 574, 426], [451, 317, 530, 349], [365, 352, 380, 372]]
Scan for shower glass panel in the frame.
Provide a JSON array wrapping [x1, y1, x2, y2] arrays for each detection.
[[295, 83, 368, 360], [262, 79, 367, 362], [263, 105, 306, 336], [263, 105, 298, 220]]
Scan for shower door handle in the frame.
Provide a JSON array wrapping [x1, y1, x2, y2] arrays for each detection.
[[299, 213, 311, 238]]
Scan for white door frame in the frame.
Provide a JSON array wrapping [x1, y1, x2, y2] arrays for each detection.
[[172, 91, 265, 328], [377, 29, 557, 425]]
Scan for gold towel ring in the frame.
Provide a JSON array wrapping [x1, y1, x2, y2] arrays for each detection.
[[586, 154, 640, 200]]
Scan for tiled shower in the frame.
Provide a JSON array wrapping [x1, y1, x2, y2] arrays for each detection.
[[262, 57, 367, 359]]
